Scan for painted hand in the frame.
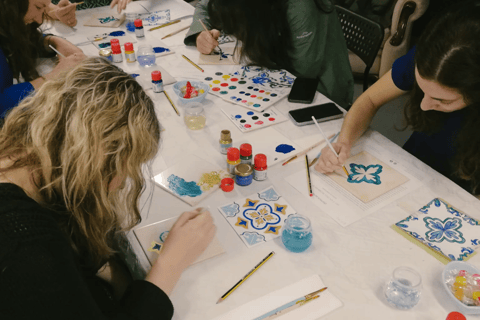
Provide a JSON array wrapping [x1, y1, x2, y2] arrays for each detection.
[[110, 0, 133, 13], [55, 0, 77, 27], [196, 29, 221, 54], [159, 208, 216, 271], [314, 142, 350, 174]]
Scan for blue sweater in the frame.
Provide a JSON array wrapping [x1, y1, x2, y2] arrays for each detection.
[[0, 47, 35, 118]]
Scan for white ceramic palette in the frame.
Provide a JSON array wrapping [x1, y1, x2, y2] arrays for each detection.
[[221, 104, 288, 133]]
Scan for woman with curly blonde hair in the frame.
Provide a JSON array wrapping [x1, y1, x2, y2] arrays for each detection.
[[0, 57, 216, 319]]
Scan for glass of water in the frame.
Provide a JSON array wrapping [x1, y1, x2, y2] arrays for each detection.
[[184, 103, 206, 130], [137, 45, 156, 67], [281, 215, 313, 253], [384, 266, 422, 310]]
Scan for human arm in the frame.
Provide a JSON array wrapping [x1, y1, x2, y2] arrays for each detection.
[[110, 0, 133, 13], [184, 0, 216, 47], [47, 0, 77, 27], [145, 208, 216, 295], [314, 70, 407, 173]]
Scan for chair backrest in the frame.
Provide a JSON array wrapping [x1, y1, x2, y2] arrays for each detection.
[[335, 5, 385, 91]]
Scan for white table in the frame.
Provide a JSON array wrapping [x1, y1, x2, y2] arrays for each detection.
[[47, 1, 480, 319]]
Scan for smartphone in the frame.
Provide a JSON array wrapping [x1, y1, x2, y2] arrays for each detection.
[[287, 77, 319, 104], [288, 103, 343, 126]]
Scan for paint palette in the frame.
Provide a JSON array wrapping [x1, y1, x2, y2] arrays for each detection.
[[84, 13, 126, 28], [218, 186, 297, 248], [88, 31, 136, 49], [203, 67, 296, 112], [133, 215, 225, 268], [197, 47, 239, 65], [325, 151, 409, 203], [221, 104, 288, 133], [153, 156, 230, 206]]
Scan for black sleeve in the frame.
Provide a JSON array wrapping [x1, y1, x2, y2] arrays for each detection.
[[0, 212, 173, 320]]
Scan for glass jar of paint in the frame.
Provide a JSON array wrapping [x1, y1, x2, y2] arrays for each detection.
[[384, 266, 422, 310], [184, 103, 206, 130], [134, 19, 145, 38], [99, 48, 113, 62], [124, 42, 136, 63], [240, 143, 252, 165], [226, 147, 240, 175], [234, 163, 253, 186], [253, 153, 267, 181], [219, 130, 232, 155], [125, 13, 139, 33], [282, 215, 312, 253], [111, 43, 123, 63], [151, 71, 163, 93], [137, 45, 156, 67]]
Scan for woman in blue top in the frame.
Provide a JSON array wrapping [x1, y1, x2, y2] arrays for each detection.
[[0, 0, 85, 118], [315, 0, 480, 195]]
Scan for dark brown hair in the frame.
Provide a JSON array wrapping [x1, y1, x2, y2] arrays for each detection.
[[0, 0, 44, 81], [404, 0, 480, 192], [207, 0, 293, 70]]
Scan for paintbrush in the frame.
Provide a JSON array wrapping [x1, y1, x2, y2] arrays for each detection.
[[282, 133, 335, 166], [49, 44, 65, 58]]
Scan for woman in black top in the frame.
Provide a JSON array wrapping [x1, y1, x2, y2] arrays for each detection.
[[0, 57, 216, 319]]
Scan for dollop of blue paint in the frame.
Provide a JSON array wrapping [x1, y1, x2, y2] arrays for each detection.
[[167, 174, 202, 197], [109, 30, 125, 37], [235, 115, 242, 119], [275, 144, 295, 154], [153, 47, 170, 53], [130, 73, 140, 79], [247, 111, 254, 115]]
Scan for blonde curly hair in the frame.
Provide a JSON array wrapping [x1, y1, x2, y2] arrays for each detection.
[[0, 57, 161, 266]]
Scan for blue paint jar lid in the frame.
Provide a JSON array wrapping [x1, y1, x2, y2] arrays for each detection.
[[235, 163, 253, 177]]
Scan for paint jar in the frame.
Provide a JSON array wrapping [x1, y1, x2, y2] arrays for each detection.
[[253, 153, 267, 181], [184, 103, 206, 130], [124, 42, 136, 63], [234, 163, 253, 186], [111, 43, 123, 63], [99, 48, 113, 62], [240, 143, 252, 165], [125, 13, 139, 33], [134, 19, 145, 38], [384, 267, 422, 310], [151, 71, 163, 93], [110, 38, 120, 47], [226, 147, 240, 175], [220, 178, 234, 192], [219, 130, 232, 155], [137, 45, 156, 67], [282, 215, 312, 253]]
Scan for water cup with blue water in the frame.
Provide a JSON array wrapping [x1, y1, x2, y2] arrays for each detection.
[[138, 45, 156, 67], [384, 266, 422, 309], [281, 215, 312, 253]]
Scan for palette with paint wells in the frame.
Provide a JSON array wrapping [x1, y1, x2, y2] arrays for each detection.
[[218, 186, 298, 248], [153, 156, 230, 206], [133, 215, 225, 268], [221, 103, 288, 133], [203, 67, 296, 112]]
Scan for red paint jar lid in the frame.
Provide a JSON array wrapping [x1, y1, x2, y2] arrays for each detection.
[[254, 153, 267, 168], [134, 19, 143, 27], [124, 42, 134, 51], [227, 147, 240, 161], [111, 43, 121, 54], [110, 38, 120, 45], [446, 312, 466, 320], [221, 178, 234, 192], [240, 143, 252, 157], [151, 71, 162, 81]]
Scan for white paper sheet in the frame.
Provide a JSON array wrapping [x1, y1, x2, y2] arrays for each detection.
[[211, 274, 342, 320]]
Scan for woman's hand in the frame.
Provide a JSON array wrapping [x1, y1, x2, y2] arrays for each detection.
[[314, 142, 351, 174], [48, 36, 83, 57], [196, 29, 221, 54], [110, 0, 133, 13], [46, 53, 87, 79], [51, 0, 77, 27]]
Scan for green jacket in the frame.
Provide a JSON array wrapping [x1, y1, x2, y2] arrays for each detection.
[[185, 0, 354, 108]]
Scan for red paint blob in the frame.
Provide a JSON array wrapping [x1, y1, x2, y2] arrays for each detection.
[[251, 95, 257, 98], [259, 90, 265, 93], [241, 100, 247, 103], [220, 83, 228, 87], [212, 87, 221, 91], [230, 78, 238, 82], [244, 124, 251, 128], [269, 118, 275, 121], [254, 121, 264, 125]]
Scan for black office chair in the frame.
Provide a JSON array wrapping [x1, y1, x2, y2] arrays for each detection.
[[335, 5, 384, 92]]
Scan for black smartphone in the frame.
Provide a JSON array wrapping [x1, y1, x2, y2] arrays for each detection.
[[288, 103, 343, 126], [287, 77, 319, 104]]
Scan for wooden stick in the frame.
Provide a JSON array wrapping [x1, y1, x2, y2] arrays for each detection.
[[164, 92, 180, 116], [148, 19, 180, 31], [181, 54, 204, 72], [161, 25, 190, 39]]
